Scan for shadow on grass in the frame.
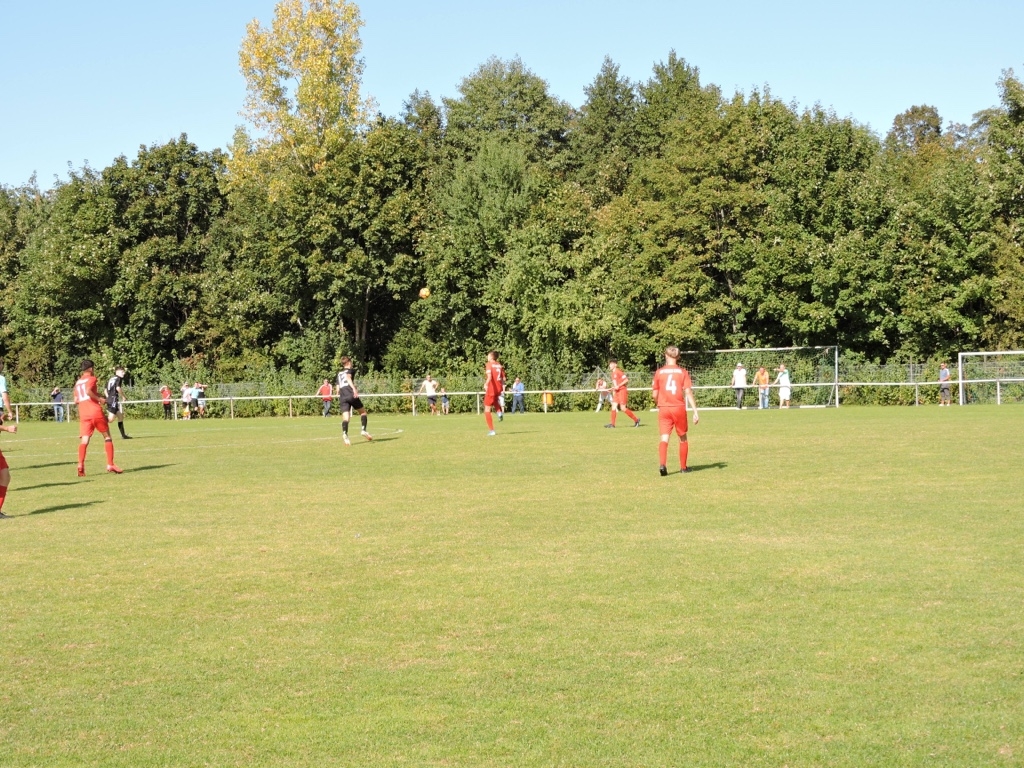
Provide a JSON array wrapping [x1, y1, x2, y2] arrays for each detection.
[[687, 462, 728, 473], [16, 481, 88, 492], [355, 437, 401, 444], [124, 464, 176, 473], [28, 500, 103, 516], [17, 461, 77, 471]]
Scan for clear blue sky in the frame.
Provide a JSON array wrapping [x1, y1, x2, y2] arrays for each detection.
[[2, 0, 1021, 188]]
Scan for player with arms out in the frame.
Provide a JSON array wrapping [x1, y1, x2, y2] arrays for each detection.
[[75, 359, 123, 475], [0, 361, 17, 518], [651, 346, 699, 476], [106, 366, 132, 439], [606, 359, 640, 428], [337, 357, 372, 446], [483, 350, 505, 436]]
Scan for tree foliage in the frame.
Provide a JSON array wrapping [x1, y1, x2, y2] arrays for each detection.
[[3, 37, 1024, 386]]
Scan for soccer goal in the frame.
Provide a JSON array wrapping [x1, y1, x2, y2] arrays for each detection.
[[957, 350, 1024, 405], [676, 346, 840, 409]]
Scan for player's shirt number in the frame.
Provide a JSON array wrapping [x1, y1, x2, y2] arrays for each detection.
[[665, 376, 677, 395]]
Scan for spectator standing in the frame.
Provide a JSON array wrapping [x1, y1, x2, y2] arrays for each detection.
[[196, 382, 207, 417], [419, 375, 439, 415], [730, 363, 747, 409], [180, 382, 192, 419], [754, 366, 770, 409], [938, 363, 952, 406], [774, 365, 792, 408], [511, 377, 526, 413], [160, 385, 173, 419], [318, 379, 334, 417], [51, 386, 65, 422], [440, 388, 450, 415], [595, 377, 611, 412], [188, 382, 202, 418]]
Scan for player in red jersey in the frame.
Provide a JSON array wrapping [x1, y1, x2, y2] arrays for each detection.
[[0, 361, 16, 519], [605, 359, 640, 428], [651, 345, 699, 476], [483, 350, 506, 435], [74, 359, 122, 476]]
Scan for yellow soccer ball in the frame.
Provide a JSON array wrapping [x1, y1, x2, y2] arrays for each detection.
[[419, 287, 431, 299]]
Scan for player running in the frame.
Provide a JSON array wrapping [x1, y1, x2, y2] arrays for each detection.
[[106, 366, 132, 439], [0, 361, 16, 519], [337, 356, 372, 446], [483, 351, 505, 435], [651, 346, 699, 476], [606, 359, 640, 428], [75, 359, 123, 475]]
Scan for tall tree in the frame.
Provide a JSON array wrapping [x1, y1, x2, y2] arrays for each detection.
[[566, 57, 639, 205], [443, 57, 572, 167], [982, 70, 1024, 348]]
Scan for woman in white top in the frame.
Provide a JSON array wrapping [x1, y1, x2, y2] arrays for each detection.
[[774, 365, 792, 408]]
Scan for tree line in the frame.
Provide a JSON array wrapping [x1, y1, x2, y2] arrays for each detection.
[[1, 0, 1022, 387]]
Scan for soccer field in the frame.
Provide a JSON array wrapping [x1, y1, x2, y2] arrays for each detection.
[[1, 407, 1022, 766]]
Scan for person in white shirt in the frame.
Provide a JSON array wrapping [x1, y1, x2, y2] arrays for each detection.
[[419, 375, 439, 415], [730, 363, 747, 409], [774, 364, 792, 408], [594, 377, 611, 412]]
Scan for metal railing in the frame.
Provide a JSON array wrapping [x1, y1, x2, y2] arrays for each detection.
[[10, 377, 1023, 422]]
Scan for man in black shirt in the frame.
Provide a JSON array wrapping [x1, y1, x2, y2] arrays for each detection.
[[337, 357, 372, 446], [106, 367, 132, 439]]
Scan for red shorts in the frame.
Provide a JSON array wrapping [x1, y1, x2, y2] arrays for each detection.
[[0, 450, 7, 470], [658, 407, 688, 436], [79, 411, 110, 438], [613, 390, 629, 406], [484, 393, 502, 408]]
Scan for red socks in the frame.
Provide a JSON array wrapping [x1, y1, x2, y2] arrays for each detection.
[[679, 441, 689, 470], [610, 411, 617, 426], [104, 440, 115, 465], [658, 442, 668, 466], [485, 412, 494, 431], [625, 409, 638, 423], [0, 484, 7, 512], [78, 444, 87, 466]]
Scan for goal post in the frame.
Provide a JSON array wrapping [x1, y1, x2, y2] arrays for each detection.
[[675, 346, 840, 409], [957, 350, 1024, 405]]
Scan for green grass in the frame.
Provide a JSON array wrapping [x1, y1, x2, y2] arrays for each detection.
[[1, 407, 1023, 767]]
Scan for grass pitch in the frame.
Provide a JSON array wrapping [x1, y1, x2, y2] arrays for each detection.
[[1, 407, 1023, 767]]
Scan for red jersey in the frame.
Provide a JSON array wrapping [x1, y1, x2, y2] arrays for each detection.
[[74, 374, 104, 418], [160, 386, 172, 404], [484, 361, 506, 396], [611, 368, 629, 392], [651, 365, 692, 409], [317, 383, 332, 401]]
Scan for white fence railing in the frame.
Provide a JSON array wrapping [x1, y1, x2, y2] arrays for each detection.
[[10, 378, 1023, 422]]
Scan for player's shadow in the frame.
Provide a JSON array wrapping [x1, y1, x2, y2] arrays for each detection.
[[17, 481, 86, 492], [28, 500, 103, 516], [16, 461, 77, 470], [687, 462, 728, 473], [124, 464, 176, 473]]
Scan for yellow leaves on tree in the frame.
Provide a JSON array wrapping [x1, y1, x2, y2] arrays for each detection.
[[231, 0, 368, 191]]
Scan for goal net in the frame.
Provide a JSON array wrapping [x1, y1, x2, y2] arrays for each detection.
[[957, 350, 1024, 405], [675, 346, 839, 409]]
